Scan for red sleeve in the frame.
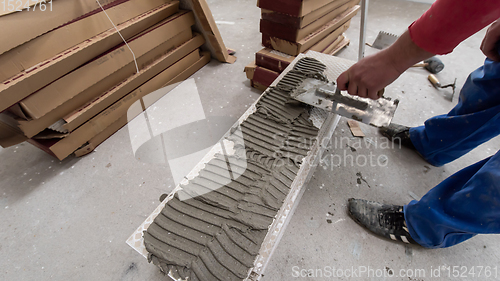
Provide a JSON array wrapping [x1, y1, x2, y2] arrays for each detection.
[[408, 0, 500, 55]]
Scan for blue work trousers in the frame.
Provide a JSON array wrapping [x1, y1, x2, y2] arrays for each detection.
[[404, 58, 500, 248]]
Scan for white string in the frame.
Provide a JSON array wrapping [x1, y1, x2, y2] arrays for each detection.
[[95, 0, 139, 74]]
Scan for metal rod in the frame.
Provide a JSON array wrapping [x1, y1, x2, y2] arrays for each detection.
[[358, 0, 369, 61]]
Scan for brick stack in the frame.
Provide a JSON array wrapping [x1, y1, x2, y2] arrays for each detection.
[[0, 0, 212, 160], [245, 0, 360, 90]]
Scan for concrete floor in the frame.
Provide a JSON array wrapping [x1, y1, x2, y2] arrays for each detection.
[[1, 0, 499, 280]]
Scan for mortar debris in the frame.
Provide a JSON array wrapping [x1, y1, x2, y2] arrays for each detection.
[[346, 144, 356, 152], [356, 172, 371, 188], [423, 165, 431, 173]]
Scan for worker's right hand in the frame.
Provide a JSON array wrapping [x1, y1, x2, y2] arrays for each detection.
[[336, 51, 404, 100], [337, 31, 435, 100], [481, 19, 500, 62]]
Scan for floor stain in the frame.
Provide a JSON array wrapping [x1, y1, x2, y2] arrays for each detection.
[[350, 242, 362, 260], [405, 245, 413, 260], [125, 262, 137, 275]]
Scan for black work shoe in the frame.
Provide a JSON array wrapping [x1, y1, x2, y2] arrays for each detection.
[[379, 123, 416, 150], [347, 198, 419, 245]]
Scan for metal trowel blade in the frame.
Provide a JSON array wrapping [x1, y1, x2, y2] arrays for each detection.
[[291, 78, 399, 127], [371, 31, 398, 50]]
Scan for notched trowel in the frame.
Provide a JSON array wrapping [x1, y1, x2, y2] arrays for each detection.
[[291, 78, 399, 127], [369, 31, 399, 50]]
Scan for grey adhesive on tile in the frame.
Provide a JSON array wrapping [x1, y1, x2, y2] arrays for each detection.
[[143, 58, 326, 281]]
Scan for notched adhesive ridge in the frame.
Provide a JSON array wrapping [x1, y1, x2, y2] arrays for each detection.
[[144, 58, 327, 280]]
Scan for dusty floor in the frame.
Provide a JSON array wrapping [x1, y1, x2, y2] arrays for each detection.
[[1, 0, 500, 280]]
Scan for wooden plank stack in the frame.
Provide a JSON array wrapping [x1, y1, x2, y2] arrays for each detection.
[[0, 0, 218, 160], [245, 0, 360, 90]]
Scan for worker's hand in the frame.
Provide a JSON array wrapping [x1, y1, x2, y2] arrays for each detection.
[[481, 19, 500, 62], [337, 31, 435, 100], [336, 51, 403, 100]]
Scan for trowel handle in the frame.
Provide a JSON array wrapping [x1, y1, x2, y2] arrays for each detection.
[[343, 81, 385, 98], [428, 74, 441, 87], [412, 63, 428, 68]]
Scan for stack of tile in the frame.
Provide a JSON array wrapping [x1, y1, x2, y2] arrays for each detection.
[[0, 0, 212, 160], [245, 0, 360, 90]]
